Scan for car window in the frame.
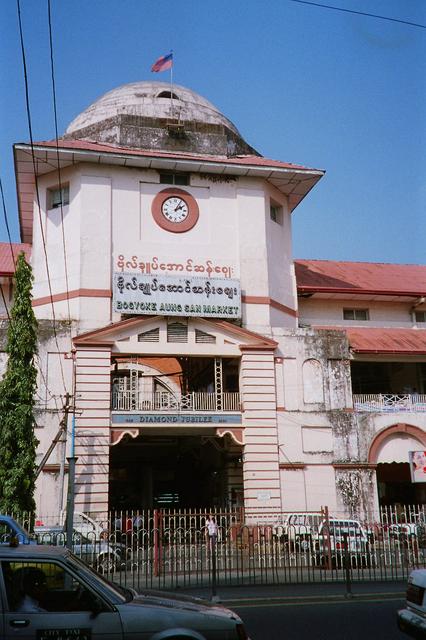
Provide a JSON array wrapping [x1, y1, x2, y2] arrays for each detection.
[[64, 552, 131, 602], [1, 560, 106, 613]]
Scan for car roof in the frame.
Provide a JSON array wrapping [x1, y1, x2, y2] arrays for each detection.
[[0, 544, 70, 560]]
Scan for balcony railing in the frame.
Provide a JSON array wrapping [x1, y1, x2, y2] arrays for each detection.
[[353, 393, 426, 413], [112, 390, 241, 413]]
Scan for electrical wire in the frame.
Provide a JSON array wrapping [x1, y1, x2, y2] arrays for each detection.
[[0, 174, 17, 321], [16, 0, 68, 395], [288, 0, 426, 30], [35, 354, 61, 410], [0, 174, 18, 269], [47, 0, 71, 323]]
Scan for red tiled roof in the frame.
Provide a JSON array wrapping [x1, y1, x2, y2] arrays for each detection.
[[0, 243, 31, 276], [343, 327, 426, 355], [295, 260, 426, 297], [29, 138, 321, 172]]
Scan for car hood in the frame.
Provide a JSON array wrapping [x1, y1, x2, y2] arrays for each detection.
[[133, 589, 229, 612], [118, 589, 240, 633]]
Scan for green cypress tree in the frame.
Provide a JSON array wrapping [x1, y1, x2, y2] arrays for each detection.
[[0, 252, 38, 513]]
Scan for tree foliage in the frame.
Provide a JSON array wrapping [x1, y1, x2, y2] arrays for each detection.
[[0, 253, 38, 513]]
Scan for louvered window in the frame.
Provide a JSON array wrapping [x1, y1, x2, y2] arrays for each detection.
[[167, 321, 188, 343], [138, 328, 160, 342], [195, 329, 216, 344]]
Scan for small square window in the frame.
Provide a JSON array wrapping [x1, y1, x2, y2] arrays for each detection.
[[270, 202, 283, 224], [415, 311, 426, 323], [343, 309, 369, 321], [159, 172, 189, 186], [48, 185, 69, 209]]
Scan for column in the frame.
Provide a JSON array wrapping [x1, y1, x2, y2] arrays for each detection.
[[74, 345, 111, 517], [241, 347, 281, 520]]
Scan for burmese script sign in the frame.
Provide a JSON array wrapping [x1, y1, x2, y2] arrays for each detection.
[[113, 273, 241, 319]]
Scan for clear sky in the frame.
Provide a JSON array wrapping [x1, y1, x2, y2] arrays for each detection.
[[1, 0, 425, 264]]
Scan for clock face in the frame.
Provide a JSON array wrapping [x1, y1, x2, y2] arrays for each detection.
[[152, 188, 199, 233], [161, 196, 189, 223]]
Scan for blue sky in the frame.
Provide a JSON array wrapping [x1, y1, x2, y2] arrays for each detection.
[[1, 0, 425, 264]]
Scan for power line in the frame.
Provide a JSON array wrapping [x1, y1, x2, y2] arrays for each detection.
[[0, 174, 18, 269], [47, 0, 71, 323], [0, 175, 14, 321], [16, 0, 68, 395], [288, 0, 426, 29]]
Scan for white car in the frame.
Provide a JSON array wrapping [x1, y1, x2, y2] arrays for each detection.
[[34, 511, 106, 541], [312, 518, 374, 568], [274, 512, 324, 550], [398, 569, 426, 638], [0, 544, 250, 640]]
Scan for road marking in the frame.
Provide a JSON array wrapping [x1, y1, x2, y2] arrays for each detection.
[[231, 596, 405, 609]]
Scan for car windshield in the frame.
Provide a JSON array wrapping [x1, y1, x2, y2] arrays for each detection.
[[63, 550, 132, 602]]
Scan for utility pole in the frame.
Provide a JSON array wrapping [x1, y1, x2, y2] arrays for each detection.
[[57, 392, 72, 513], [35, 392, 72, 481]]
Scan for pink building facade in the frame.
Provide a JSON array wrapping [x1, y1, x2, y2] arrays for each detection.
[[5, 81, 425, 521]]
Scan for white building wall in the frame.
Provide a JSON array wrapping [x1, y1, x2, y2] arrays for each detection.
[[299, 298, 418, 328]]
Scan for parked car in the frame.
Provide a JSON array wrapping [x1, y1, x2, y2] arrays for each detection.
[[0, 543, 250, 639], [397, 569, 426, 638], [0, 515, 36, 545], [38, 531, 129, 574], [312, 518, 374, 568], [0, 515, 125, 574], [34, 510, 106, 541], [274, 512, 324, 550]]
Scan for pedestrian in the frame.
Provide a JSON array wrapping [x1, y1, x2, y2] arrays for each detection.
[[206, 515, 218, 551]]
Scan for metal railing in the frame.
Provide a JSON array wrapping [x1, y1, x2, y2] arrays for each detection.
[[111, 390, 241, 412], [10, 506, 426, 590], [353, 393, 426, 412]]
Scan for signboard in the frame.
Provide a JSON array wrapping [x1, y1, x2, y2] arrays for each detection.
[[409, 450, 426, 483], [257, 491, 271, 501], [112, 413, 242, 425], [113, 273, 241, 319]]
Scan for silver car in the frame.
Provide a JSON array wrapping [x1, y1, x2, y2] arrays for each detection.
[[0, 544, 249, 639]]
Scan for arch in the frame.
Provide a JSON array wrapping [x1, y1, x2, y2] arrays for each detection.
[[368, 423, 426, 464], [302, 358, 324, 403], [156, 90, 180, 100]]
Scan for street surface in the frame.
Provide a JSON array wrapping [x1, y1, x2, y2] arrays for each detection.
[[233, 599, 408, 640], [179, 581, 408, 640], [233, 597, 406, 640]]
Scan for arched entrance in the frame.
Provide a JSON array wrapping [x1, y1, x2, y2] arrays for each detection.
[[108, 431, 243, 510], [369, 424, 426, 507]]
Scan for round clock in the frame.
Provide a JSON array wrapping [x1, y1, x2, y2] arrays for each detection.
[[152, 187, 199, 233]]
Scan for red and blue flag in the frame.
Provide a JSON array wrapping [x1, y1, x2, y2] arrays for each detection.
[[151, 52, 173, 73]]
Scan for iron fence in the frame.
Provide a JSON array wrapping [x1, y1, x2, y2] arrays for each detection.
[[7, 505, 426, 591]]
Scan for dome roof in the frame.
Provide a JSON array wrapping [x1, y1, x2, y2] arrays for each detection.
[[66, 81, 240, 136]]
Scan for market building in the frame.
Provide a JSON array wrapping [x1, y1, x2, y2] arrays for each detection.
[[5, 81, 426, 521]]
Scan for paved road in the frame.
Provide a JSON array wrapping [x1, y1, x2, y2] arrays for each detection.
[[175, 579, 408, 640], [233, 597, 407, 640]]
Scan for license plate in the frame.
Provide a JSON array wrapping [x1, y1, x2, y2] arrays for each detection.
[[37, 630, 91, 640]]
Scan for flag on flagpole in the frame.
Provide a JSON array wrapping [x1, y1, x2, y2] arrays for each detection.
[[151, 52, 173, 73]]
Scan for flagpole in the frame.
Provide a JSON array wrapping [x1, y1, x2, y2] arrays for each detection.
[[170, 50, 174, 119]]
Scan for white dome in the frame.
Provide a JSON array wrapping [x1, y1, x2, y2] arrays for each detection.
[[66, 81, 240, 136]]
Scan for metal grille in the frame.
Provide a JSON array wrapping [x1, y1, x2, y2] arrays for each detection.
[[14, 507, 426, 591], [138, 328, 160, 342], [195, 329, 216, 344], [167, 322, 188, 343]]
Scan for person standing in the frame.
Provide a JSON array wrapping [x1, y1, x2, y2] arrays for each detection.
[[206, 515, 218, 551]]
